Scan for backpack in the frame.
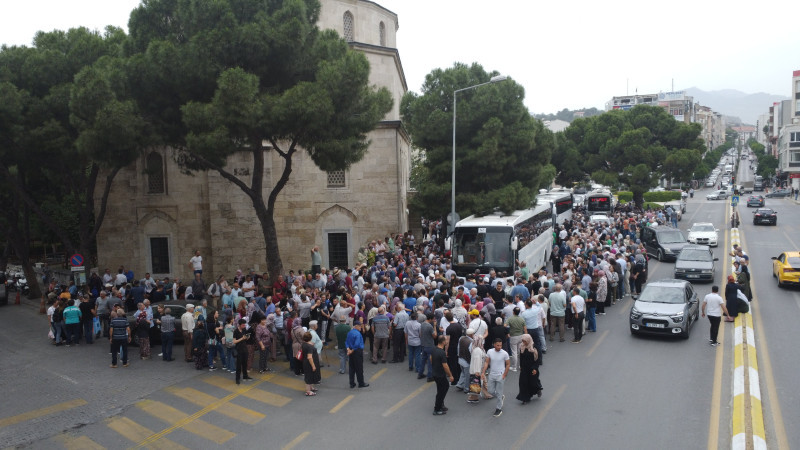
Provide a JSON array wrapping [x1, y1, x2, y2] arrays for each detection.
[[52, 308, 64, 323]]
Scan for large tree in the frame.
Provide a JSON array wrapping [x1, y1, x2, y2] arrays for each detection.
[[126, 0, 392, 281], [0, 27, 142, 293], [401, 62, 555, 221], [556, 105, 704, 205]]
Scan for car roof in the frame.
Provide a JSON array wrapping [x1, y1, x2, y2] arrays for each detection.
[[690, 222, 714, 227], [680, 244, 711, 251], [645, 279, 690, 288]]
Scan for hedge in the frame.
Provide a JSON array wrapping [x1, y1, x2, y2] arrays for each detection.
[[642, 191, 682, 202], [642, 202, 664, 211], [616, 191, 633, 202]]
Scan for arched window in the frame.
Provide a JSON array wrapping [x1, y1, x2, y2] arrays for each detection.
[[379, 21, 386, 46], [147, 152, 165, 194], [343, 11, 354, 42]]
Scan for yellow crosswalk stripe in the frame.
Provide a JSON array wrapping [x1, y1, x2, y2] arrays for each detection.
[[202, 376, 291, 407], [107, 417, 189, 450], [261, 373, 307, 392], [0, 399, 87, 428], [53, 433, 106, 450], [136, 399, 235, 444], [165, 386, 265, 425]]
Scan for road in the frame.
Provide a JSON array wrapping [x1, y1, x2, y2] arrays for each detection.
[[0, 181, 795, 449]]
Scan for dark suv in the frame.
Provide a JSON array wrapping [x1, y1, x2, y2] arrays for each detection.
[[641, 226, 690, 262]]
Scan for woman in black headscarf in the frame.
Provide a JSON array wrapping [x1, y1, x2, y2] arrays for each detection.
[[724, 275, 741, 322]]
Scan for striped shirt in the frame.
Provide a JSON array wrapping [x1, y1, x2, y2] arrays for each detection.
[[160, 314, 175, 333]]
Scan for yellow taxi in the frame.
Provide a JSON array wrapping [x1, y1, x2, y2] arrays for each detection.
[[772, 252, 800, 287]]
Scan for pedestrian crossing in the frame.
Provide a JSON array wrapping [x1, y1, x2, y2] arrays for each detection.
[[33, 354, 342, 449]]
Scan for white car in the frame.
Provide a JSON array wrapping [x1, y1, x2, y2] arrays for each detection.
[[589, 214, 612, 225], [705, 180, 714, 187], [706, 190, 729, 200], [687, 222, 718, 247]]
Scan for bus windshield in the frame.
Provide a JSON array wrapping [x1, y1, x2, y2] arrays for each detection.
[[452, 226, 513, 274], [587, 196, 611, 212]]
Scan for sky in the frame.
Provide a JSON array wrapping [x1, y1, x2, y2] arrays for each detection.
[[1, 0, 796, 115]]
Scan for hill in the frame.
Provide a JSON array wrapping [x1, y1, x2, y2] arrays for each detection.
[[684, 87, 788, 125]]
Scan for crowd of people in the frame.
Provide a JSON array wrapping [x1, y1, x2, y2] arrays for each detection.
[[42, 203, 755, 416]]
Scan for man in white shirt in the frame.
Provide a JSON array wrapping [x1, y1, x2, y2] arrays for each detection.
[[181, 305, 196, 362], [482, 338, 510, 417], [701, 285, 730, 346], [189, 250, 203, 275], [570, 287, 586, 343]]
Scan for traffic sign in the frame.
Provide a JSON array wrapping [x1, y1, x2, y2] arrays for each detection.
[[70, 254, 84, 267], [70, 265, 85, 272], [731, 195, 739, 206]]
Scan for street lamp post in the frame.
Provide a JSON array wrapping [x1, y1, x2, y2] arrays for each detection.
[[449, 74, 508, 234]]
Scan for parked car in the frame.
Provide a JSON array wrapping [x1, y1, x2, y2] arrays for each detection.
[[641, 225, 689, 262], [765, 189, 791, 198], [664, 199, 686, 220], [629, 279, 700, 338], [706, 190, 729, 200], [752, 208, 777, 225], [772, 252, 800, 288], [687, 222, 718, 247], [674, 245, 717, 282], [746, 195, 765, 207], [589, 214, 612, 225]]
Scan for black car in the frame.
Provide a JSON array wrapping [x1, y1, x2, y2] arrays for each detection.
[[127, 302, 192, 345], [674, 245, 717, 282], [753, 208, 777, 225], [746, 195, 764, 207], [765, 189, 791, 198], [641, 226, 690, 262]]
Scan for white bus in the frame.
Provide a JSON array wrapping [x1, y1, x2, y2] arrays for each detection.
[[536, 189, 574, 226], [585, 188, 615, 215], [448, 203, 556, 277]]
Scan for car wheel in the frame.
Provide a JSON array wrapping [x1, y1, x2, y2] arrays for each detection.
[[657, 249, 663, 261]]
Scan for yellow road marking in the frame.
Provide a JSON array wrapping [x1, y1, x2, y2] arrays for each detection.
[[133, 374, 276, 448], [165, 386, 265, 425], [0, 399, 87, 428], [282, 431, 309, 450], [510, 384, 567, 450], [202, 375, 291, 407], [136, 399, 235, 444], [585, 330, 609, 357], [107, 417, 188, 450], [329, 395, 354, 414], [53, 433, 105, 450], [262, 373, 306, 391], [707, 223, 729, 450], [381, 381, 434, 417], [370, 368, 387, 382]]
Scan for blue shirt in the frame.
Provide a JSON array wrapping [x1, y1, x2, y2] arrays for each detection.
[[345, 328, 364, 350], [403, 297, 417, 312], [510, 285, 529, 302]]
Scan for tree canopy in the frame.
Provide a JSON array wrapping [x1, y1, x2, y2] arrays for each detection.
[[126, 0, 392, 280], [401, 62, 555, 220], [555, 105, 705, 205]]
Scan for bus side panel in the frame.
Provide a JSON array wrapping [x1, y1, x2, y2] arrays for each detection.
[[517, 231, 552, 273]]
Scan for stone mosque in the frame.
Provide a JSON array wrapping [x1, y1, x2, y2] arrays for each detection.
[[95, 0, 410, 281]]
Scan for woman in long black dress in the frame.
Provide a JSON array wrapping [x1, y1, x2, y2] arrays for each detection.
[[516, 334, 541, 405], [301, 332, 320, 396], [724, 275, 740, 322]]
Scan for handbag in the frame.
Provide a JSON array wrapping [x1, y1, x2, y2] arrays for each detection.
[[737, 298, 749, 314], [93, 317, 102, 336], [295, 348, 303, 360], [469, 374, 482, 394]]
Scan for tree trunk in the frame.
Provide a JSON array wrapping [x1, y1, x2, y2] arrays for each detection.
[[255, 205, 284, 285], [633, 191, 645, 208], [5, 209, 42, 300]]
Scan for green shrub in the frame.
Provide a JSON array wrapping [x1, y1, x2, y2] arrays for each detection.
[[616, 191, 633, 202], [642, 191, 681, 202]]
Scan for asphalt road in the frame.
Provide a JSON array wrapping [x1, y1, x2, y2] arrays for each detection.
[[0, 185, 793, 449]]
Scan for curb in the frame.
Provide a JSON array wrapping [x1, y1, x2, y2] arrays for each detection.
[[729, 227, 766, 450]]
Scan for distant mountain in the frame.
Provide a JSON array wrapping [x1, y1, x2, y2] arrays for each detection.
[[684, 87, 788, 125]]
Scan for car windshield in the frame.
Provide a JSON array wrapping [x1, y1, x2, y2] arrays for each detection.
[[638, 286, 685, 304], [658, 231, 686, 244], [679, 250, 711, 261], [691, 225, 714, 232], [757, 209, 774, 214], [787, 257, 800, 266]]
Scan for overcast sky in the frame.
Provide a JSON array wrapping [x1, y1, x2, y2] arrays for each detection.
[[1, 0, 796, 114]]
